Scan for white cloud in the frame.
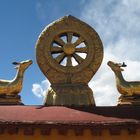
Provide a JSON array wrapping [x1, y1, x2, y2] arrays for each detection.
[[81, 0, 140, 46], [33, 0, 140, 106], [81, 0, 140, 106], [32, 80, 50, 98]]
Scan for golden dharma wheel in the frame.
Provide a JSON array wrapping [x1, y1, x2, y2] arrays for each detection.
[[36, 15, 103, 84]]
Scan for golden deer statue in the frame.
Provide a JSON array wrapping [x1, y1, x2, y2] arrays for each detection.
[[107, 61, 140, 105], [0, 60, 32, 96], [107, 61, 140, 96]]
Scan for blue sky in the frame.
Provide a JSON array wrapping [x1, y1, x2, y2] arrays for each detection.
[[0, 0, 140, 105], [0, 0, 84, 105]]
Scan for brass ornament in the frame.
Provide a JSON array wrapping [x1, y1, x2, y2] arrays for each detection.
[[0, 60, 32, 105], [36, 15, 103, 106], [108, 61, 140, 105]]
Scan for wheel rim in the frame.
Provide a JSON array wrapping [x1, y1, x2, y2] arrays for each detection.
[[36, 15, 103, 76]]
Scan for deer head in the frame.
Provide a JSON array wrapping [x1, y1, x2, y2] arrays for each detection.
[[107, 61, 127, 72], [12, 60, 32, 70]]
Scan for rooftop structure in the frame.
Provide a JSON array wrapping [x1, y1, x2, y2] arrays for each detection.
[[0, 15, 140, 140]]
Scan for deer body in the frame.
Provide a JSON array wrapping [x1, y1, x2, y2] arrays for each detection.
[[0, 60, 32, 95], [108, 61, 140, 96]]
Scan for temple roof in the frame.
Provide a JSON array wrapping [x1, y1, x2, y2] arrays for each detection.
[[0, 106, 139, 123], [0, 106, 139, 135]]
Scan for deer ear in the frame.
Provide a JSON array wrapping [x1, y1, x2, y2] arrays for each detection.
[[12, 62, 19, 65]]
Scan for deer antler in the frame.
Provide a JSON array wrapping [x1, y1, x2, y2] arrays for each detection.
[[12, 62, 20, 65], [121, 62, 127, 67]]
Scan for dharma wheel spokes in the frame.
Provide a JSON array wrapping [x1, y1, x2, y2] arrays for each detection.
[[51, 32, 88, 66]]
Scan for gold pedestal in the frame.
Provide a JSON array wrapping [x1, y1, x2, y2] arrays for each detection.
[[44, 84, 95, 106], [0, 95, 23, 105], [118, 95, 140, 106]]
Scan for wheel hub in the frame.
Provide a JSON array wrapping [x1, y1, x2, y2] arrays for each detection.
[[63, 43, 75, 55]]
